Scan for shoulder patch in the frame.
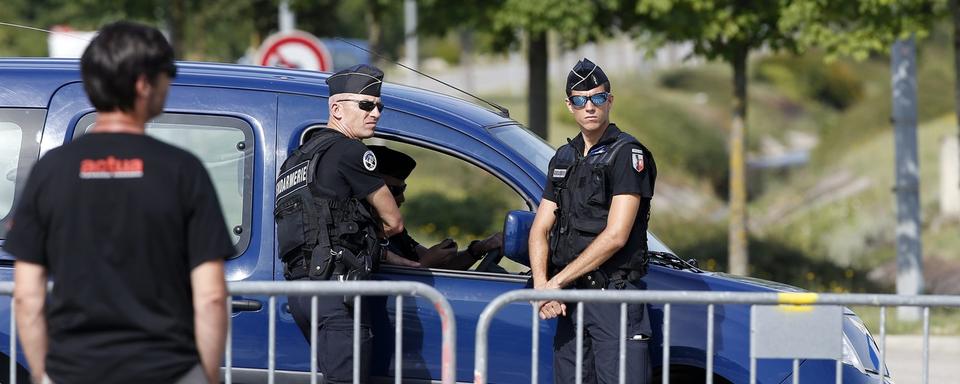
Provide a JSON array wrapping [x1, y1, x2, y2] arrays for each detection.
[[631, 151, 644, 173], [362, 150, 377, 171], [552, 168, 567, 178]]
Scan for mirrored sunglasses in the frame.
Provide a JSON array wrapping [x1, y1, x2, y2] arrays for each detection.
[[567, 92, 610, 108], [341, 99, 384, 112]]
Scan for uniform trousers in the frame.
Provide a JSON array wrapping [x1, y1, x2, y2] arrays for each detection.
[[553, 280, 652, 384], [290, 292, 373, 384]]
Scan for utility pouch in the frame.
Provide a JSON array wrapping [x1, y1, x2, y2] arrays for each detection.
[[308, 245, 337, 280], [275, 198, 307, 263], [576, 269, 609, 290], [587, 165, 609, 206]]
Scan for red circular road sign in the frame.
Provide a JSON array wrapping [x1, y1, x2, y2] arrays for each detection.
[[256, 31, 332, 72]]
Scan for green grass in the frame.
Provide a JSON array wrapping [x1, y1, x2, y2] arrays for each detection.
[[851, 306, 960, 335]]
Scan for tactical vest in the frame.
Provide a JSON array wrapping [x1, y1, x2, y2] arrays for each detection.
[[548, 132, 650, 277], [274, 130, 382, 281]]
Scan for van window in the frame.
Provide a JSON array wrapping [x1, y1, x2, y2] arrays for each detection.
[[0, 109, 46, 239], [371, 139, 530, 274], [75, 113, 254, 255]]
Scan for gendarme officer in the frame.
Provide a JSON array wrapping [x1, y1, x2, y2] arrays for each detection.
[[275, 64, 407, 383], [529, 58, 656, 384]]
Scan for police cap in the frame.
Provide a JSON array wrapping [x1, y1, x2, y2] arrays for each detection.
[[566, 58, 609, 95], [326, 64, 384, 97], [368, 145, 416, 180]]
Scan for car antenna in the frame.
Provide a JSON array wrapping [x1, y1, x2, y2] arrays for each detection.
[[335, 37, 510, 118], [0, 21, 92, 42]]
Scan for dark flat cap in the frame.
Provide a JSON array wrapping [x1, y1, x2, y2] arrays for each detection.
[[368, 145, 416, 180], [566, 58, 608, 94], [326, 64, 384, 97]]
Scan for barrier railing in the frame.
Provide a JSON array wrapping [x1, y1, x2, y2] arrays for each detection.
[[0, 281, 456, 384], [474, 290, 960, 384]]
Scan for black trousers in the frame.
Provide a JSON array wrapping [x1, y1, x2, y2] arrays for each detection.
[[553, 280, 652, 384], [289, 292, 373, 384]]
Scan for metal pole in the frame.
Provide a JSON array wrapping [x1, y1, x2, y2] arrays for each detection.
[[395, 295, 403, 384], [891, 36, 925, 321], [354, 295, 362, 384], [575, 302, 584, 384], [403, 0, 418, 86], [268, 296, 276, 384], [532, 305, 539, 384], [750, 305, 756, 384], [922, 306, 930, 384], [879, 306, 886, 377], [279, 0, 295, 33], [311, 296, 318, 384], [662, 304, 671, 384], [792, 359, 799, 384], [619, 303, 627, 384], [225, 299, 233, 384], [10, 299, 15, 384], [706, 304, 715, 384]]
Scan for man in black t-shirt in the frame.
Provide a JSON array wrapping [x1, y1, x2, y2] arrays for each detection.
[[4, 22, 231, 384], [529, 59, 656, 383]]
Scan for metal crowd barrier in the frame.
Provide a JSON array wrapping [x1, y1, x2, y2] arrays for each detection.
[[1, 281, 456, 384], [474, 290, 960, 384]]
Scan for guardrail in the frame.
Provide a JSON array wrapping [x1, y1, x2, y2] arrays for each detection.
[[0, 281, 456, 384], [474, 290, 960, 384]]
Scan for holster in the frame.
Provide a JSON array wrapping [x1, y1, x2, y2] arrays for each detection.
[[575, 269, 609, 290]]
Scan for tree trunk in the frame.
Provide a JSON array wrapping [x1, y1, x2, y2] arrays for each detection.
[[953, 0, 960, 200], [728, 47, 749, 276], [168, 0, 187, 59], [528, 31, 548, 139]]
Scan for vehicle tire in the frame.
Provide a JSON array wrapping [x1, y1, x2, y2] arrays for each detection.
[[652, 365, 732, 384], [0, 354, 31, 384]]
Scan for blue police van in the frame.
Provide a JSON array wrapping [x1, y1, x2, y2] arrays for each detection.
[[0, 59, 890, 383]]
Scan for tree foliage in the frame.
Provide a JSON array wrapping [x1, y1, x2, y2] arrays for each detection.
[[779, 0, 945, 61]]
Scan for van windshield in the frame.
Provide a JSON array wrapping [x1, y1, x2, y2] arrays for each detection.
[[487, 124, 554, 173]]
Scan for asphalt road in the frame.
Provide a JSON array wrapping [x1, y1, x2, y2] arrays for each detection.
[[884, 335, 960, 384]]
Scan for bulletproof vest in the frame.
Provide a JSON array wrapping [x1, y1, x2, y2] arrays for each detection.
[[274, 130, 382, 280], [548, 132, 650, 275]]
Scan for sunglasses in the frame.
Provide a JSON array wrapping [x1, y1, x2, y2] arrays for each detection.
[[340, 99, 384, 113], [388, 184, 406, 196], [567, 92, 610, 108]]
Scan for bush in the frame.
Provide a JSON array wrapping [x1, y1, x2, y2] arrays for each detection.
[[652, 216, 880, 292], [754, 54, 864, 110]]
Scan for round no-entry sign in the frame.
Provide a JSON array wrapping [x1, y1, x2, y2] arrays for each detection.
[[256, 30, 332, 72]]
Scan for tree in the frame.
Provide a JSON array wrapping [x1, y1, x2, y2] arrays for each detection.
[[629, 0, 798, 276], [418, 0, 623, 139], [491, 0, 624, 139]]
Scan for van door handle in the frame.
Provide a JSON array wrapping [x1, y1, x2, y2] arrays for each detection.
[[231, 299, 263, 312]]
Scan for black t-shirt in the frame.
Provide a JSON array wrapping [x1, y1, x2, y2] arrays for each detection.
[[313, 131, 385, 200], [542, 124, 657, 267], [543, 125, 655, 202], [3, 133, 234, 384]]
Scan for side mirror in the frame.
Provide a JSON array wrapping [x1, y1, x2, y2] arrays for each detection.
[[502, 210, 536, 266]]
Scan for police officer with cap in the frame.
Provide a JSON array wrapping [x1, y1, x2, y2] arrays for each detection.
[[529, 58, 656, 383], [275, 64, 415, 383]]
